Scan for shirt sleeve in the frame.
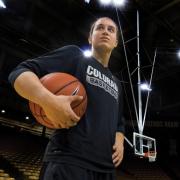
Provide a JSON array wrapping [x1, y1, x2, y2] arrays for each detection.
[[8, 45, 82, 87], [117, 82, 125, 134]]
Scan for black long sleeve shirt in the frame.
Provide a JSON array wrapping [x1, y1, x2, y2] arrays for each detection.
[[8, 45, 125, 172]]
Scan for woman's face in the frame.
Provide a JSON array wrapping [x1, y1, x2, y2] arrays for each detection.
[[89, 18, 118, 52]]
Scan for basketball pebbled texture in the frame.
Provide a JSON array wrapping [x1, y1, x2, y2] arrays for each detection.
[[29, 72, 87, 129]]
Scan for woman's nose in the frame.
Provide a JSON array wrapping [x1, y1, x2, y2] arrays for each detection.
[[102, 28, 109, 35]]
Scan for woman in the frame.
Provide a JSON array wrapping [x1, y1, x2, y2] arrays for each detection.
[[9, 17, 125, 180]]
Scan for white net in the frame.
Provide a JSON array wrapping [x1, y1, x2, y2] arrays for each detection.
[[144, 151, 157, 162]]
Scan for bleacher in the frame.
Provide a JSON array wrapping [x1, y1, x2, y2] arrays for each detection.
[[0, 124, 47, 180], [124, 161, 171, 179], [0, 123, 179, 180], [0, 169, 15, 180], [116, 154, 174, 180], [0, 150, 42, 180]]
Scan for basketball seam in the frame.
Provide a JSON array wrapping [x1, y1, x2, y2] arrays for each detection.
[[39, 76, 78, 128], [39, 107, 54, 127], [72, 94, 87, 109], [33, 114, 46, 117], [33, 102, 46, 125], [54, 80, 78, 95], [30, 76, 86, 128], [31, 101, 53, 128], [53, 79, 86, 109]]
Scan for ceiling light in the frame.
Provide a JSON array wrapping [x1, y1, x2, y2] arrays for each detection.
[[1, 109, 6, 114], [25, 116, 30, 120], [0, 0, 6, 8], [99, 0, 111, 5], [83, 49, 92, 57], [112, 0, 125, 6], [177, 50, 180, 58], [84, 0, 91, 3], [140, 83, 152, 91]]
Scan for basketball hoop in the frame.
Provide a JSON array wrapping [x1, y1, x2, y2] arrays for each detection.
[[133, 132, 157, 162], [144, 151, 157, 162]]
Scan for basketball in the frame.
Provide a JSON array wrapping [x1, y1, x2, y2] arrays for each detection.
[[29, 72, 87, 129]]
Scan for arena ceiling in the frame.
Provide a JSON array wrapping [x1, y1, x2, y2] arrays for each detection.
[[0, 0, 180, 123]]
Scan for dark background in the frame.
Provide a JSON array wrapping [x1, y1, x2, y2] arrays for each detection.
[[0, 0, 180, 165]]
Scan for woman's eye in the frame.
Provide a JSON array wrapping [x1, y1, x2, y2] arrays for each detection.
[[108, 27, 115, 33], [97, 26, 104, 30]]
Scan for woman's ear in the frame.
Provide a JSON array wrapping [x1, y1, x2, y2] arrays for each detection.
[[114, 39, 118, 47], [88, 36, 92, 45]]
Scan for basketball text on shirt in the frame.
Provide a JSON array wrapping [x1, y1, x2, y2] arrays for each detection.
[[86, 65, 118, 100]]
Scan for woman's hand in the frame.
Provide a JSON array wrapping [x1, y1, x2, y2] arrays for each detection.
[[41, 94, 83, 129], [112, 132, 124, 167]]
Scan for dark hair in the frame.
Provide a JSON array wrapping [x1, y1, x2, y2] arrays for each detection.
[[89, 17, 119, 40]]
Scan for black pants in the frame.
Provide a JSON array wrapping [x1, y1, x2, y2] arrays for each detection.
[[39, 162, 116, 180]]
